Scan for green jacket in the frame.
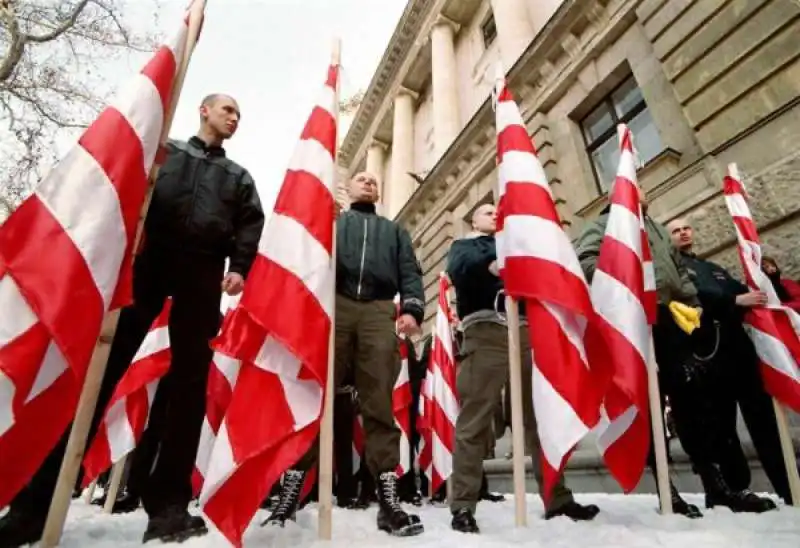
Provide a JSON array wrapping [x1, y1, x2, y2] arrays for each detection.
[[574, 210, 699, 307], [336, 202, 425, 324]]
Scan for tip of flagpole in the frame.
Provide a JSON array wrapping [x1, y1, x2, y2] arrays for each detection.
[[331, 38, 342, 66], [494, 61, 505, 83], [727, 163, 740, 180]]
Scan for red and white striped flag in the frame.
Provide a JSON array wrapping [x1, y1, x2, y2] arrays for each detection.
[[353, 414, 365, 472], [192, 297, 241, 496], [592, 124, 657, 492], [394, 335, 413, 476], [494, 76, 606, 500], [418, 273, 458, 492], [199, 60, 339, 547], [723, 165, 800, 412], [83, 299, 172, 485], [0, 9, 195, 507]]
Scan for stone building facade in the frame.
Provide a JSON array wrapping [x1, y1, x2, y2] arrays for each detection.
[[337, 0, 800, 334]]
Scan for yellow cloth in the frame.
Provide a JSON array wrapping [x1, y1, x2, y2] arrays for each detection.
[[668, 301, 702, 334]]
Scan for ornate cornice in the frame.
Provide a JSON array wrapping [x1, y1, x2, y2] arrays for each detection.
[[337, 0, 434, 167]]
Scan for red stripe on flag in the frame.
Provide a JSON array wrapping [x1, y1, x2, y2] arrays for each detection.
[[0, 196, 103, 375], [140, 46, 178, 115], [272, 170, 335, 252], [502, 256, 594, 316], [300, 106, 337, 159], [240, 256, 330, 383], [79, 108, 149, 309], [596, 237, 647, 306], [497, 125, 536, 159], [498, 181, 560, 226]]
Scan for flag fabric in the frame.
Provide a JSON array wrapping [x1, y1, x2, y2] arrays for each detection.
[[199, 61, 339, 547], [0, 10, 194, 507], [394, 335, 413, 476], [353, 413, 365, 472], [82, 299, 172, 486], [417, 273, 458, 493], [493, 76, 607, 500], [591, 124, 657, 492], [192, 297, 241, 497], [722, 165, 800, 412]]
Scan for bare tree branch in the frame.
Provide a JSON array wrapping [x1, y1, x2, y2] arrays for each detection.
[[0, 0, 160, 212]]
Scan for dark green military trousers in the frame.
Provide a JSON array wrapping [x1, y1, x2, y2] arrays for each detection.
[[451, 321, 574, 514], [295, 294, 401, 474]]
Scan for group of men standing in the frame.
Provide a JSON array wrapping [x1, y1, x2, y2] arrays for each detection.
[[0, 88, 796, 548]]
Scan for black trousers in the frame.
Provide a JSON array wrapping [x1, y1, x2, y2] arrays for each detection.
[[714, 322, 794, 501], [11, 246, 223, 518], [648, 307, 726, 473]]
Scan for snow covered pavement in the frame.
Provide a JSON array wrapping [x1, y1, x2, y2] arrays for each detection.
[[50, 494, 800, 547]]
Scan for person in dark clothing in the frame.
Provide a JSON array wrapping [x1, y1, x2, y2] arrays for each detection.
[[447, 204, 600, 534], [266, 171, 426, 537], [576, 193, 707, 519], [761, 256, 800, 312], [0, 94, 265, 548], [668, 218, 790, 508]]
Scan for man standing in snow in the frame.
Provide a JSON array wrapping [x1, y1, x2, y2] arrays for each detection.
[[265, 171, 426, 537], [447, 203, 600, 534], [0, 94, 265, 547]]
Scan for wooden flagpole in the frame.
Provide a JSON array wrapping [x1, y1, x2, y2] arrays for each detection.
[[102, 457, 127, 513], [505, 296, 528, 527], [647, 336, 672, 515], [40, 2, 207, 545], [772, 399, 800, 504], [318, 36, 342, 541]]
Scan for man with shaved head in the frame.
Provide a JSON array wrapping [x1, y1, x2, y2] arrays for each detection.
[[445, 202, 600, 534], [667, 217, 790, 510], [266, 171, 426, 537], [0, 92, 264, 546]]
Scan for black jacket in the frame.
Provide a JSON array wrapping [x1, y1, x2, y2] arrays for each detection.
[[144, 136, 265, 277], [678, 251, 748, 322], [446, 234, 525, 319], [336, 202, 425, 325]]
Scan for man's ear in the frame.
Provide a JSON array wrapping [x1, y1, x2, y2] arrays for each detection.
[[199, 105, 209, 119]]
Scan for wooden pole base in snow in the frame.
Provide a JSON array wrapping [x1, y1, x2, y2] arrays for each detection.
[[772, 398, 800, 505], [648, 336, 672, 515], [505, 296, 528, 527]]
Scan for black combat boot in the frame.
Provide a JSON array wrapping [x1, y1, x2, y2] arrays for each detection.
[[451, 508, 480, 534], [666, 481, 703, 518], [0, 507, 46, 548], [141, 506, 207, 543], [544, 500, 600, 521], [262, 470, 306, 527], [700, 464, 776, 513], [375, 471, 424, 536]]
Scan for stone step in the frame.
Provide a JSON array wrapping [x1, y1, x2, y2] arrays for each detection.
[[485, 436, 799, 496]]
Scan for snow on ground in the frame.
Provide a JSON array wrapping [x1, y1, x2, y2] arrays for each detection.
[[53, 494, 800, 547]]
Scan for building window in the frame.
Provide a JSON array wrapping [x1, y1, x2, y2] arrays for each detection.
[[580, 75, 663, 193], [481, 14, 497, 48]]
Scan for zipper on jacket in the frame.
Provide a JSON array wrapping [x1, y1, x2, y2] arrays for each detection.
[[185, 150, 208, 228], [356, 217, 368, 298]]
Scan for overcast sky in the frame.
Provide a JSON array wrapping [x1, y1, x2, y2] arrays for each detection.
[[122, 0, 405, 211]]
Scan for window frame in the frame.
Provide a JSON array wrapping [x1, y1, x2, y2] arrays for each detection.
[[481, 14, 497, 49], [579, 75, 650, 194]]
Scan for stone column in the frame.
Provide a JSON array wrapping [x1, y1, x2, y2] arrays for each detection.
[[490, 0, 535, 70], [387, 89, 416, 219], [430, 17, 461, 159], [366, 140, 387, 210]]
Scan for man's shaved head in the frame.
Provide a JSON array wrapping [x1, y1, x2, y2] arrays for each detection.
[[198, 93, 241, 142], [471, 203, 497, 235]]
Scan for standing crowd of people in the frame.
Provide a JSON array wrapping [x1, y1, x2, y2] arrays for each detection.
[[1, 90, 797, 548]]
